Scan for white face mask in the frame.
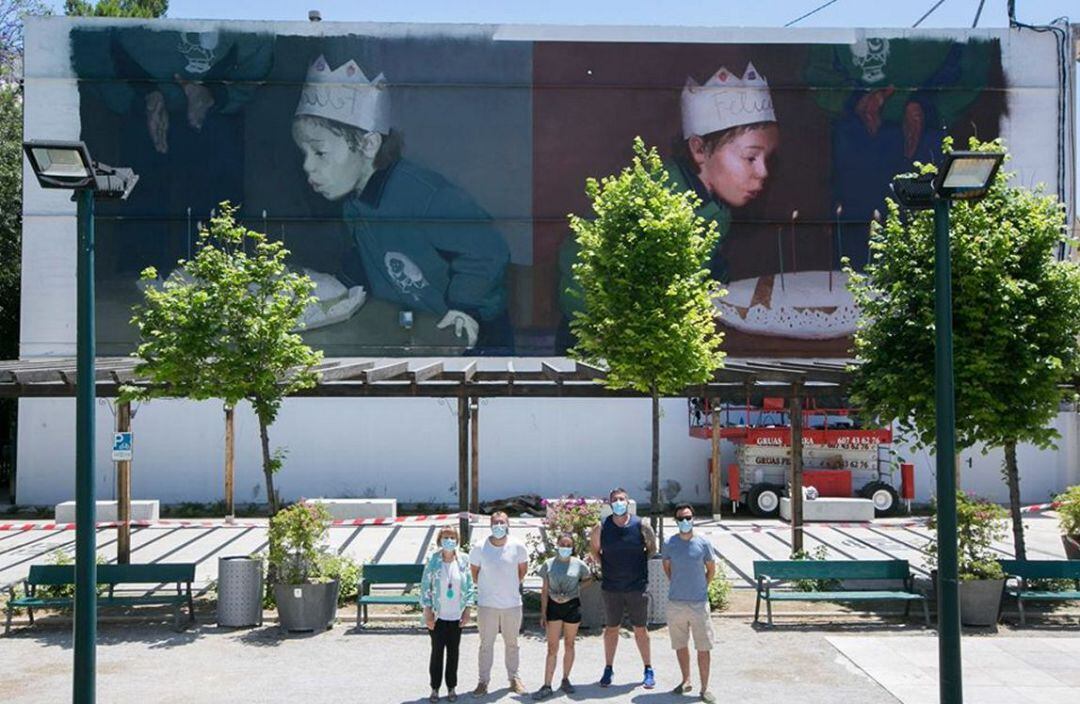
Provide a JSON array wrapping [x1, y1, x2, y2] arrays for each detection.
[[677, 519, 694, 534], [491, 524, 508, 539], [611, 500, 629, 516]]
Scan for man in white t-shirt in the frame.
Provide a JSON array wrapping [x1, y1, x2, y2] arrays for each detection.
[[469, 511, 528, 696]]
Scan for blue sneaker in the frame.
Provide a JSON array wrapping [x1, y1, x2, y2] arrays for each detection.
[[642, 666, 656, 689], [600, 665, 614, 687]]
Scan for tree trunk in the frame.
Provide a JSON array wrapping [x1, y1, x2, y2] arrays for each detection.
[[258, 415, 279, 516], [115, 400, 131, 564], [1004, 440, 1026, 561], [224, 405, 235, 521], [651, 385, 661, 542]]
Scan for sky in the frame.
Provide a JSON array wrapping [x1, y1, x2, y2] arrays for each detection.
[[41, 0, 1077, 27]]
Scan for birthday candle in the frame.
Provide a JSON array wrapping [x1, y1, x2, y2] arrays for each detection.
[[777, 225, 786, 291], [790, 210, 799, 275], [833, 204, 843, 290]]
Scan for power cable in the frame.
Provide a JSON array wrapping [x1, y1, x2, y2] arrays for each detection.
[[912, 0, 948, 27], [972, 0, 986, 27], [784, 0, 841, 27]]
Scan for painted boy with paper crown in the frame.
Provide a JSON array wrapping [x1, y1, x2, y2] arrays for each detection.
[[292, 55, 511, 351], [557, 62, 780, 353]]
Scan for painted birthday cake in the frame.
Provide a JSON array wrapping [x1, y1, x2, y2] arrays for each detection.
[[714, 270, 859, 340]]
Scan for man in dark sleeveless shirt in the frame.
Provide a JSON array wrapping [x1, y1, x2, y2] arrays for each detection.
[[588, 487, 658, 689]]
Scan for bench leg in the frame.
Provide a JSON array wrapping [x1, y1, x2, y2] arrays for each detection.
[[766, 599, 773, 627], [1017, 598, 1026, 627], [753, 593, 761, 624], [922, 600, 930, 628], [27, 607, 34, 626], [4, 606, 12, 635], [903, 601, 911, 620]]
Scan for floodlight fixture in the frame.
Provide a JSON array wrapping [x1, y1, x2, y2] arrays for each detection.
[[23, 140, 140, 200], [935, 150, 1004, 200]]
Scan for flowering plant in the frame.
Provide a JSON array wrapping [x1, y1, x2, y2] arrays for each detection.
[[526, 496, 602, 576], [926, 491, 1007, 581]]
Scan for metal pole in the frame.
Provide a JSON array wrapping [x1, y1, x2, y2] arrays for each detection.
[[789, 386, 804, 554], [710, 397, 721, 519], [116, 401, 131, 564], [933, 198, 962, 704], [469, 398, 479, 516], [74, 187, 97, 704], [457, 392, 469, 543]]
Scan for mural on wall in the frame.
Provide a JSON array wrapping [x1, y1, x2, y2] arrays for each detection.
[[69, 25, 1004, 357]]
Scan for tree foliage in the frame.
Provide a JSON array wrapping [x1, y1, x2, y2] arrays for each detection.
[[848, 136, 1080, 453], [64, 0, 167, 17], [126, 203, 322, 510], [569, 137, 725, 393]]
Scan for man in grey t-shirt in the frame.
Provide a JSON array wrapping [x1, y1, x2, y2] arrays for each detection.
[[662, 503, 717, 703]]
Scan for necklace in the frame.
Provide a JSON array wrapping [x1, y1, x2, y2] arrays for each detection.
[[443, 560, 455, 600]]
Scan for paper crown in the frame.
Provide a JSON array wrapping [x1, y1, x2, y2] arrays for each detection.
[[294, 55, 390, 134], [681, 62, 776, 139]]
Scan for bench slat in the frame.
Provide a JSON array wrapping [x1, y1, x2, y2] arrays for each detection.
[[1013, 590, 1080, 600], [362, 564, 424, 584], [27, 563, 196, 586], [764, 591, 925, 601], [358, 595, 422, 605], [754, 559, 911, 581], [998, 559, 1080, 581]]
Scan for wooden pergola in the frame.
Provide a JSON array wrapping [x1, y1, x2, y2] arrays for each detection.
[[1, 356, 853, 549]]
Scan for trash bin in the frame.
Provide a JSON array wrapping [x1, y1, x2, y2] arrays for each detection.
[[217, 556, 264, 628], [647, 556, 669, 625]]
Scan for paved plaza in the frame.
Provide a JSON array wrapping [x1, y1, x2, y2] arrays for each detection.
[[1, 513, 1076, 703]]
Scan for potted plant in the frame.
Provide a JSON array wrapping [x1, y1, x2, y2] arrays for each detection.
[[927, 491, 1008, 626], [268, 501, 353, 632], [527, 496, 604, 628], [1054, 485, 1080, 559]]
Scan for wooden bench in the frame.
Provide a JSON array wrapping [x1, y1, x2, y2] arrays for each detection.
[[753, 559, 928, 627], [356, 563, 424, 627], [5, 563, 196, 634], [998, 559, 1080, 625]]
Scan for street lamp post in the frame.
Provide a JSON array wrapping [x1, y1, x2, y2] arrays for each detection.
[[891, 150, 1004, 704], [23, 141, 138, 704]]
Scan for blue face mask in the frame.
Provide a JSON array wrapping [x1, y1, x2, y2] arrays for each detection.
[[441, 538, 457, 551], [677, 519, 694, 534], [557, 546, 573, 559], [491, 524, 508, 539], [611, 500, 628, 516]]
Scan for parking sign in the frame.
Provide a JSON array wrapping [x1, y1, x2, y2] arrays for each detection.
[[112, 432, 133, 462]]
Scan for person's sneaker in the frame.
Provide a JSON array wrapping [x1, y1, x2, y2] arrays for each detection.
[[560, 678, 576, 694], [700, 691, 717, 704], [509, 677, 527, 695], [447, 690, 458, 703], [470, 682, 488, 698], [531, 685, 553, 701], [671, 681, 693, 695], [600, 665, 614, 687], [642, 666, 656, 689]]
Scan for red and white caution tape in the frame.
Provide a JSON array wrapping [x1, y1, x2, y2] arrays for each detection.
[[0, 512, 486, 532], [1018, 501, 1063, 514]]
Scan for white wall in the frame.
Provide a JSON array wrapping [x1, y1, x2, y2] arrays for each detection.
[[16, 395, 1079, 508]]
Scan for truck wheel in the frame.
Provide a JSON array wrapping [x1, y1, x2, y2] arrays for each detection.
[[747, 483, 782, 518], [862, 481, 900, 517]]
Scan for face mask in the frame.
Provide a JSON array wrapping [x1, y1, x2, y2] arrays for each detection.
[[557, 547, 573, 559], [677, 519, 694, 534], [491, 524, 508, 539], [441, 538, 457, 551], [611, 500, 628, 516]]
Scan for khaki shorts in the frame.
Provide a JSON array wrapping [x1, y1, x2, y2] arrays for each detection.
[[667, 601, 714, 651]]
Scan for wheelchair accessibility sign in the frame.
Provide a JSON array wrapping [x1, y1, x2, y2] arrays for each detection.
[[112, 432, 133, 462]]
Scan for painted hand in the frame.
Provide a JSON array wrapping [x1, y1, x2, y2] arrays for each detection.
[[854, 86, 895, 136], [176, 74, 215, 131], [437, 310, 479, 348], [145, 91, 169, 154], [902, 101, 924, 159]]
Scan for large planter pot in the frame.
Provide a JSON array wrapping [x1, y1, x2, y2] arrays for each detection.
[[958, 579, 1005, 627], [579, 580, 605, 630], [274, 580, 339, 633], [1062, 535, 1080, 560]]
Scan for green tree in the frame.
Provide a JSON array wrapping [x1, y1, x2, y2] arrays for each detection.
[[64, 0, 167, 17], [569, 137, 725, 534], [126, 203, 322, 516], [848, 136, 1080, 560]]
